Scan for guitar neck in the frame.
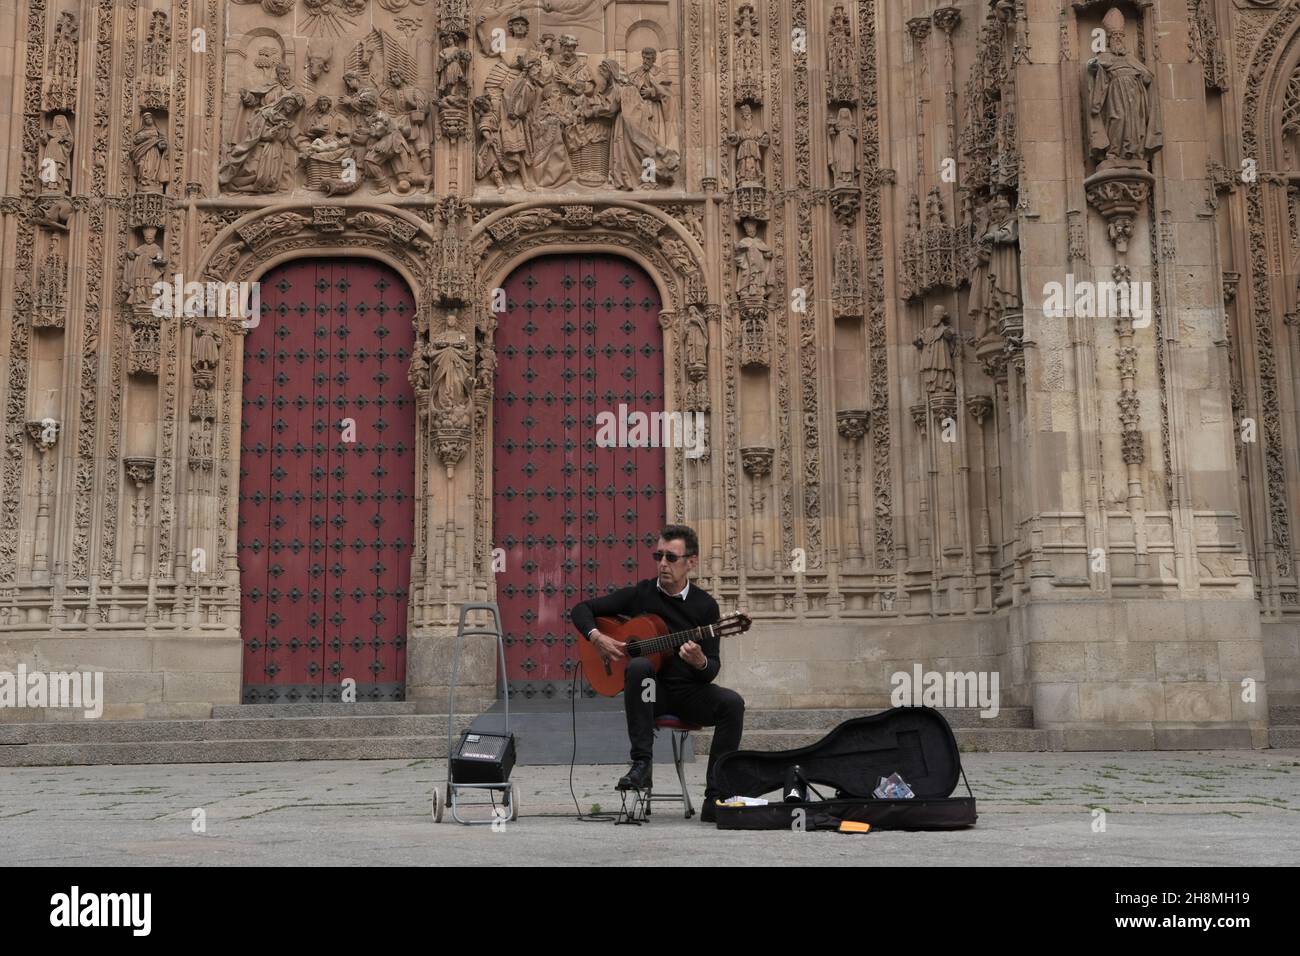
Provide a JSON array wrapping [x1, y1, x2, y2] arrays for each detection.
[[627, 622, 719, 658]]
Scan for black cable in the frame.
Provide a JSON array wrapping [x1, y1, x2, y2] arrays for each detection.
[[569, 660, 618, 823]]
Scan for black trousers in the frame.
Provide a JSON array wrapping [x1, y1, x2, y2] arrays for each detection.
[[623, 657, 745, 797]]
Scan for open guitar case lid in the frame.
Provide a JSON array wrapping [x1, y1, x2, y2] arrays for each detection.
[[710, 707, 977, 831]]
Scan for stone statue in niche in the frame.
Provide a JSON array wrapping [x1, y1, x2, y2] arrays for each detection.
[[684, 304, 709, 380], [728, 103, 768, 187], [429, 310, 474, 411], [437, 32, 474, 108], [130, 111, 171, 193], [827, 107, 857, 187], [39, 115, 75, 195], [220, 93, 305, 193], [1086, 8, 1161, 167], [124, 227, 167, 308], [474, 95, 508, 192], [380, 67, 433, 176], [968, 193, 1021, 344], [735, 219, 774, 302], [915, 305, 957, 396], [192, 326, 221, 388]]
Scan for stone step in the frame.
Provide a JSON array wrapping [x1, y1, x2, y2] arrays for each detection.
[[741, 707, 1033, 730], [0, 714, 473, 745], [691, 727, 1056, 754], [1268, 726, 1300, 748], [211, 702, 420, 718], [0, 736, 447, 767]]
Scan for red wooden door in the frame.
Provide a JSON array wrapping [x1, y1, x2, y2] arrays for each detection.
[[494, 255, 666, 699], [238, 258, 417, 703]]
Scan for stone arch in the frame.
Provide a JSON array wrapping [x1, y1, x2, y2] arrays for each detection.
[[1239, 4, 1300, 590], [469, 198, 712, 310], [465, 201, 717, 586], [194, 204, 437, 588]]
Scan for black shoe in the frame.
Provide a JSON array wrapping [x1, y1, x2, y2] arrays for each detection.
[[617, 760, 652, 791], [700, 794, 719, 823]]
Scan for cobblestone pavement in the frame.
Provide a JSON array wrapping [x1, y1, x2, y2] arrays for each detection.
[[2, 750, 1298, 866]]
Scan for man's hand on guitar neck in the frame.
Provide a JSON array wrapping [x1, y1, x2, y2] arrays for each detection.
[[588, 631, 626, 663]]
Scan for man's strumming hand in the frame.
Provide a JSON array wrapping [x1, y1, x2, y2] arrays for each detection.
[[679, 640, 707, 670]]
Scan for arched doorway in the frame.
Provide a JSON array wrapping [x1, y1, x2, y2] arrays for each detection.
[[493, 254, 667, 699], [238, 258, 417, 703]]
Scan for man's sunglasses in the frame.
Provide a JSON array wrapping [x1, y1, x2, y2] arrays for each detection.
[[651, 550, 691, 563]]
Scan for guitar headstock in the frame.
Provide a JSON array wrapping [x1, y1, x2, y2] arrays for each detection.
[[716, 610, 752, 636]]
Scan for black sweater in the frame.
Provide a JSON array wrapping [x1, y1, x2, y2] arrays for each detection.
[[571, 579, 722, 686]]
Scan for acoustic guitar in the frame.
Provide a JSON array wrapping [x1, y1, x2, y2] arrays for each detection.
[[578, 610, 753, 697]]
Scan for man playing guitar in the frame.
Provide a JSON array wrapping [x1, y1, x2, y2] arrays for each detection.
[[570, 524, 745, 822]]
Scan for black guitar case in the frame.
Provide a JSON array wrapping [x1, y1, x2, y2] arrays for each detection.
[[710, 707, 977, 831]]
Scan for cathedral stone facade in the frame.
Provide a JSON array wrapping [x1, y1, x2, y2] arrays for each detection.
[[1, 0, 1297, 748]]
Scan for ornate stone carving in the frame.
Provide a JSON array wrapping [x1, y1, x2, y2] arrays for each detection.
[[966, 394, 993, 425], [140, 10, 171, 110], [220, 81, 305, 193], [831, 200, 862, 321], [1084, 168, 1153, 254], [1187, 0, 1229, 92], [741, 445, 773, 477], [827, 4, 857, 106], [32, 238, 67, 330], [128, 312, 161, 378], [44, 11, 79, 113], [735, 2, 763, 106], [437, 196, 471, 305], [836, 409, 869, 443]]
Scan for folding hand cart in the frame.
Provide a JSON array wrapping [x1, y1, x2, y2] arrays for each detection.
[[433, 602, 520, 825]]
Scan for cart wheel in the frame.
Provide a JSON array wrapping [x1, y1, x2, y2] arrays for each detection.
[[507, 782, 519, 821], [431, 785, 443, 823]]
